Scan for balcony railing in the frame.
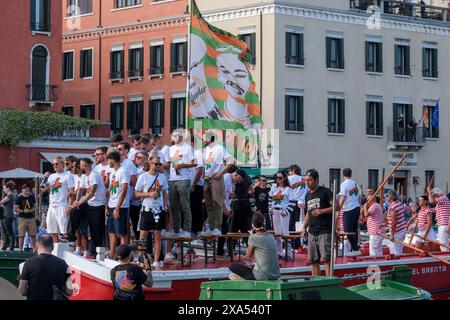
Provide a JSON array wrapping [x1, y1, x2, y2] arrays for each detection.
[[286, 56, 305, 65], [387, 125, 426, 147], [148, 67, 164, 76], [30, 23, 50, 32], [26, 84, 57, 103], [351, 0, 449, 22]]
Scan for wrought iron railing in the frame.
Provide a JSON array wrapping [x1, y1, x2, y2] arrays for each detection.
[[26, 84, 57, 102]]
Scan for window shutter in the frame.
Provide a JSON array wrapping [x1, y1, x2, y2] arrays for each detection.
[[405, 46, 410, 75], [299, 96, 304, 131], [170, 43, 175, 71], [339, 99, 345, 133], [127, 102, 133, 129], [160, 45, 165, 73], [119, 103, 124, 129], [377, 43, 383, 73], [150, 46, 155, 69], [69, 52, 74, 78], [432, 48, 438, 77], [110, 51, 114, 75], [365, 42, 370, 71], [326, 37, 331, 67], [30, 0, 36, 30], [299, 33, 304, 64], [285, 33, 290, 64], [170, 98, 175, 131], [422, 47, 427, 77], [149, 100, 154, 128], [327, 98, 332, 133], [377, 102, 384, 135], [87, 49, 92, 77], [139, 48, 144, 72], [160, 99, 165, 129], [62, 53, 66, 80], [46, 0, 51, 32], [251, 34, 256, 64], [138, 101, 144, 129], [110, 103, 117, 130], [120, 51, 124, 74], [128, 49, 133, 72], [366, 102, 370, 135], [339, 39, 345, 69], [183, 42, 187, 71], [80, 50, 85, 78], [285, 95, 289, 131]]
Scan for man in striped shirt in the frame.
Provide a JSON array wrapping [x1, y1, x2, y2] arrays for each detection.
[[428, 187, 450, 252], [387, 190, 407, 255], [363, 197, 385, 257]]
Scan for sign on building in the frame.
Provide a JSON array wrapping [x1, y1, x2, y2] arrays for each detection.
[[388, 152, 417, 168]]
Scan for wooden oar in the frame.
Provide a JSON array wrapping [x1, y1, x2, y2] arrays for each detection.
[[413, 233, 450, 251], [377, 233, 450, 266], [380, 168, 385, 207], [408, 220, 418, 245], [367, 154, 408, 205]]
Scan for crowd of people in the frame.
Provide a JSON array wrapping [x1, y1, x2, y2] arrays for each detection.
[[2, 130, 450, 281]]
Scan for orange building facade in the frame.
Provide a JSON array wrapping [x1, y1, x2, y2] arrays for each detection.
[[61, 0, 190, 141]]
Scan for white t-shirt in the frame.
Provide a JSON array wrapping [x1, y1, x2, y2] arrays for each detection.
[[160, 145, 170, 179], [224, 173, 234, 211], [86, 170, 107, 207], [108, 167, 131, 209], [339, 178, 360, 211], [191, 149, 204, 187], [169, 143, 194, 181], [48, 171, 75, 207], [120, 158, 138, 206], [203, 143, 232, 178], [127, 147, 139, 162], [95, 163, 111, 181], [135, 173, 169, 210], [74, 174, 88, 201], [288, 175, 307, 203]]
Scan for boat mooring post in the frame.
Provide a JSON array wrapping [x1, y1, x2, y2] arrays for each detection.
[[330, 179, 337, 277]]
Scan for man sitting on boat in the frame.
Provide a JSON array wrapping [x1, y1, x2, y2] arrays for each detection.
[[110, 244, 153, 301], [228, 213, 280, 280]]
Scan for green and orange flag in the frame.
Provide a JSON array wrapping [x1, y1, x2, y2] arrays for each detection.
[[187, 0, 262, 131]]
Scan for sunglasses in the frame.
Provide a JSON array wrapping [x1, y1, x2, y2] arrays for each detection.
[[117, 148, 124, 151], [135, 156, 142, 159], [152, 163, 162, 166], [65, 162, 71, 166], [276, 176, 284, 180], [260, 179, 267, 182]]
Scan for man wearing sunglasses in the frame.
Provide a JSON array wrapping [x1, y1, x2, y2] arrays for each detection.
[[46, 157, 75, 243], [254, 177, 271, 230], [94, 146, 110, 185]]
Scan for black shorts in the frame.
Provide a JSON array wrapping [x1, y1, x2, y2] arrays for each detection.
[[140, 209, 166, 231]]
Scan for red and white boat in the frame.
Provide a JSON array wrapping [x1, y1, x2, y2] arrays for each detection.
[[45, 239, 450, 300]]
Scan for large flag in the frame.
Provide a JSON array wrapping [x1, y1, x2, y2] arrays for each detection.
[[432, 101, 439, 128], [422, 107, 429, 129], [187, 0, 262, 130]]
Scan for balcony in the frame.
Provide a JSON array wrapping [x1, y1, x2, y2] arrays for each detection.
[[30, 22, 50, 33], [26, 84, 57, 104], [37, 123, 111, 142], [350, 0, 449, 22], [386, 125, 426, 150]]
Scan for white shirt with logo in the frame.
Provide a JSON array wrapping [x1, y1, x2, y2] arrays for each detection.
[[203, 143, 232, 178], [191, 149, 205, 187], [224, 173, 234, 211], [48, 171, 75, 207], [288, 175, 307, 203], [86, 170, 107, 207], [339, 178, 360, 211], [169, 143, 194, 181], [135, 173, 169, 210], [108, 167, 131, 209]]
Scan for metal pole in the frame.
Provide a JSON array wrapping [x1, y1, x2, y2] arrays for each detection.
[[330, 179, 337, 277]]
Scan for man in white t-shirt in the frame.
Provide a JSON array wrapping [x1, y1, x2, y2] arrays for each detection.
[[190, 136, 205, 236], [165, 130, 196, 238], [288, 164, 307, 250], [338, 168, 361, 256], [46, 156, 75, 243], [127, 134, 142, 163], [74, 158, 107, 257], [202, 130, 234, 236], [106, 150, 130, 259], [94, 146, 111, 186]]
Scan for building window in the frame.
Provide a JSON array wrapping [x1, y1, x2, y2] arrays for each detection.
[[62, 106, 74, 116], [286, 32, 304, 65], [328, 98, 345, 134], [30, 46, 49, 101], [239, 33, 256, 65], [150, 45, 164, 75], [110, 102, 124, 132], [170, 42, 187, 73], [110, 50, 124, 79], [285, 95, 304, 132], [149, 99, 164, 135], [67, 0, 93, 16], [80, 104, 95, 119], [366, 101, 383, 136], [30, 0, 51, 32], [393, 103, 413, 142], [365, 41, 382, 73], [368, 169, 379, 191], [395, 44, 410, 75], [128, 48, 144, 78], [423, 105, 439, 139], [425, 170, 435, 189], [115, 0, 141, 8], [127, 101, 144, 135], [170, 98, 185, 132], [329, 168, 341, 192], [326, 37, 344, 69], [80, 48, 93, 78], [423, 47, 438, 78], [62, 51, 74, 80]]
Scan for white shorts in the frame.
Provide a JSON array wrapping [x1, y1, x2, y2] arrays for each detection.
[[413, 229, 436, 244], [437, 226, 449, 252], [46, 206, 69, 234], [369, 234, 384, 257], [389, 229, 407, 255], [272, 209, 290, 236]]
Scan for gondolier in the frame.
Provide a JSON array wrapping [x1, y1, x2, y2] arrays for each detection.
[[406, 195, 435, 250], [362, 197, 385, 257], [428, 187, 450, 252], [386, 190, 407, 255]]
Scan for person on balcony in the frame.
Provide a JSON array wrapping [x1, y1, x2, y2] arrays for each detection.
[[408, 117, 418, 142]]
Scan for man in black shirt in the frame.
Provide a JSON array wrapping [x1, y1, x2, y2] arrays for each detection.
[[19, 234, 73, 300], [14, 184, 37, 252], [110, 244, 153, 300], [302, 169, 335, 277], [253, 177, 271, 230]]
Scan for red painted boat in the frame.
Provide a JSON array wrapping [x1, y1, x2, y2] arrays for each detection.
[[46, 240, 450, 300]]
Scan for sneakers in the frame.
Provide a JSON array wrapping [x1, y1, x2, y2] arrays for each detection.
[[152, 261, 160, 269], [159, 261, 164, 268], [179, 231, 191, 238], [74, 247, 82, 255], [165, 252, 176, 260], [211, 228, 222, 237], [199, 230, 212, 237], [164, 231, 179, 238]]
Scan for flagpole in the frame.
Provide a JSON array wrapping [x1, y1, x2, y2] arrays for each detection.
[[185, 0, 193, 135]]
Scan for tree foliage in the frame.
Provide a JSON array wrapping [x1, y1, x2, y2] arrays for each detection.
[[0, 109, 100, 147]]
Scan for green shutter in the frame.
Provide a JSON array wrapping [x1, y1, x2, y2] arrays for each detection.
[[30, 0, 36, 31], [326, 37, 331, 67], [110, 103, 117, 130], [138, 101, 144, 129], [127, 102, 133, 129], [377, 43, 383, 73], [170, 43, 175, 72], [422, 47, 427, 77], [285, 95, 289, 131]]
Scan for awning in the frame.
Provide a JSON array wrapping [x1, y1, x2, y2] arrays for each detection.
[[0, 168, 44, 179], [39, 152, 94, 163]]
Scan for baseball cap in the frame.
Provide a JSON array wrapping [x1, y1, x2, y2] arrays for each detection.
[[431, 187, 443, 196], [116, 244, 132, 260]]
